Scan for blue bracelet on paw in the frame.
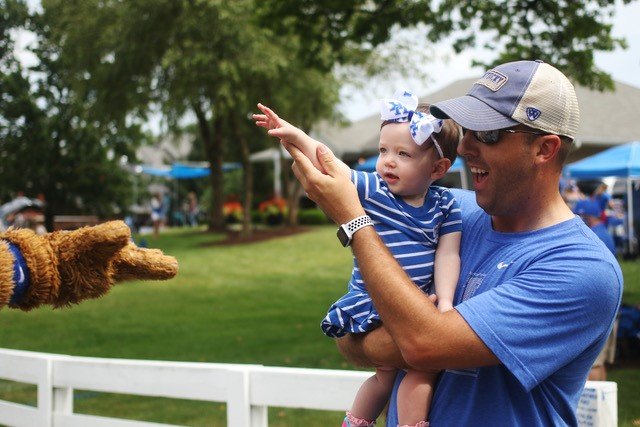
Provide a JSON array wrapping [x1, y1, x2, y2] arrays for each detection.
[[8, 242, 31, 305]]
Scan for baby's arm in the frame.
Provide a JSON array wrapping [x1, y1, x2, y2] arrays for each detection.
[[253, 103, 351, 177], [433, 231, 461, 312]]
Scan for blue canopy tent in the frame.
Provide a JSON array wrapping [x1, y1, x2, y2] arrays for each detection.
[[140, 162, 240, 179], [563, 141, 640, 179], [136, 162, 241, 226], [563, 141, 640, 253], [354, 156, 469, 189]]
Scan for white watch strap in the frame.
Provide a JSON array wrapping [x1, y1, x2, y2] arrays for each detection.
[[345, 215, 374, 238]]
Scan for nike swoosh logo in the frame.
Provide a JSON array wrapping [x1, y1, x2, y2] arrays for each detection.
[[497, 262, 511, 270]]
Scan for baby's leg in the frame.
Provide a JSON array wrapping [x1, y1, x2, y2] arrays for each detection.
[[397, 369, 439, 427], [345, 366, 398, 426]]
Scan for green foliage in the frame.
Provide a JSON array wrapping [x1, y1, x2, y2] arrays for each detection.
[[298, 208, 330, 225], [33, 0, 344, 228], [609, 367, 640, 426], [254, 0, 434, 71], [250, 209, 262, 224], [0, 0, 147, 222], [619, 258, 640, 303], [430, 0, 628, 90]]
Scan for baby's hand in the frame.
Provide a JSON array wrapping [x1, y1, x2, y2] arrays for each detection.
[[253, 102, 327, 173], [253, 103, 280, 131], [253, 103, 303, 146]]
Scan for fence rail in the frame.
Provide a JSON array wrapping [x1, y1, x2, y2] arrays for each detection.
[[0, 348, 617, 427]]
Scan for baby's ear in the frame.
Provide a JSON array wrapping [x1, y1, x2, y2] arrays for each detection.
[[431, 158, 451, 180]]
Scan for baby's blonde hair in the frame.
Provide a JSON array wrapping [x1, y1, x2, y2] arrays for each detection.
[[380, 103, 460, 164]]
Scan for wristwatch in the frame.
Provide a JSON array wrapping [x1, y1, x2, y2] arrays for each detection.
[[337, 215, 374, 247]]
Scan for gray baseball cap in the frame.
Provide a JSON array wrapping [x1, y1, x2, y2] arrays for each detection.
[[430, 60, 580, 139]]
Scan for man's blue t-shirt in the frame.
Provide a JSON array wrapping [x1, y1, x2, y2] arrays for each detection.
[[386, 189, 623, 426]]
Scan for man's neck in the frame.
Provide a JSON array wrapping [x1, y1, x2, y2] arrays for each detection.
[[491, 192, 574, 233]]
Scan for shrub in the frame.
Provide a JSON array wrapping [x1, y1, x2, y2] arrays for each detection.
[[298, 209, 329, 225]]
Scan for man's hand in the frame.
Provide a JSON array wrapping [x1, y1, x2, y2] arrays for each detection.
[[3, 221, 178, 310], [286, 142, 365, 225], [336, 327, 409, 369]]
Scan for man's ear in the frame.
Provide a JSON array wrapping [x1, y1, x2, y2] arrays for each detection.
[[431, 158, 452, 181], [534, 134, 562, 165]]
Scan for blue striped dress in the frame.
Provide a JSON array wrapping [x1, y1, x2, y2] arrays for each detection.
[[321, 170, 462, 338]]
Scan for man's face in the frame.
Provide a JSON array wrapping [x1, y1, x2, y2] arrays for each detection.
[[457, 128, 537, 218]]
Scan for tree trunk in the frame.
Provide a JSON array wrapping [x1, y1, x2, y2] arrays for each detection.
[[232, 113, 253, 237], [193, 103, 225, 231], [286, 179, 303, 226]]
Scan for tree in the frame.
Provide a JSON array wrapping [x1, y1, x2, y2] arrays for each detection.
[[37, 0, 340, 233], [0, 0, 142, 230], [258, 0, 632, 91], [428, 0, 631, 90]]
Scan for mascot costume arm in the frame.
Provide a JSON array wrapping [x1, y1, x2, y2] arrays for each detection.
[[0, 221, 178, 310]]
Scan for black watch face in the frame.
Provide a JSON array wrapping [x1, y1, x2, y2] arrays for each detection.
[[337, 227, 350, 247]]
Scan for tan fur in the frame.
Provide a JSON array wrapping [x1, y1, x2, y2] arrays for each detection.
[[3, 228, 60, 310], [112, 241, 179, 282], [1, 221, 178, 311]]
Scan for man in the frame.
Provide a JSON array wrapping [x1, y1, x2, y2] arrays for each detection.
[[283, 60, 622, 426]]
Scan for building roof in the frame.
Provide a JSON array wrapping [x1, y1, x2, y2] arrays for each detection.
[[314, 78, 640, 163], [575, 81, 640, 146]]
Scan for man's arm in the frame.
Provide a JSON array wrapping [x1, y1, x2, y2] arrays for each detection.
[[288, 142, 499, 370], [336, 326, 408, 368]]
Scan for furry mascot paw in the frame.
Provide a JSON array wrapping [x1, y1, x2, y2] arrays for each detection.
[[0, 221, 178, 310]]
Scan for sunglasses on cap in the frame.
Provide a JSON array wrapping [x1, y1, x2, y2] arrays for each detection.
[[461, 128, 547, 144]]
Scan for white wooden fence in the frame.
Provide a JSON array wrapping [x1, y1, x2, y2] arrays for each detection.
[[0, 348, 617, 427]]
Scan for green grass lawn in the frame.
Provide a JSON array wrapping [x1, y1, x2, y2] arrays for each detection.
[[0, 225, 638, 426]]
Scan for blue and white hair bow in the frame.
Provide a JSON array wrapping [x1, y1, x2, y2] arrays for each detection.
[[380, 89, 445, 158]]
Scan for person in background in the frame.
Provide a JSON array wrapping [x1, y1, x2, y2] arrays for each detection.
[[561, 179, 585, 210], [187, 192, 199, 227], [593, 182, 615, 224], [573, 198, 619, 381], [573, 199, 616, 255], [162, 193, 172, 227], [151, 193, 163, 238]]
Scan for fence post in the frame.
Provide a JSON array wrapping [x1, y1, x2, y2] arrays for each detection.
[[38, 357, 53, 427], [225, 367, 252, 426], [52, 387, 74, 419], [250, 366, 268, 427]]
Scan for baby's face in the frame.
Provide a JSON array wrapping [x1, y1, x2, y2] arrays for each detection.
[[376, 122, 438, 206]]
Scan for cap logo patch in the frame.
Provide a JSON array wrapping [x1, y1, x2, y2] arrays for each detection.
[[475, 69, 508, 92], [526, 107, 541, 121]]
